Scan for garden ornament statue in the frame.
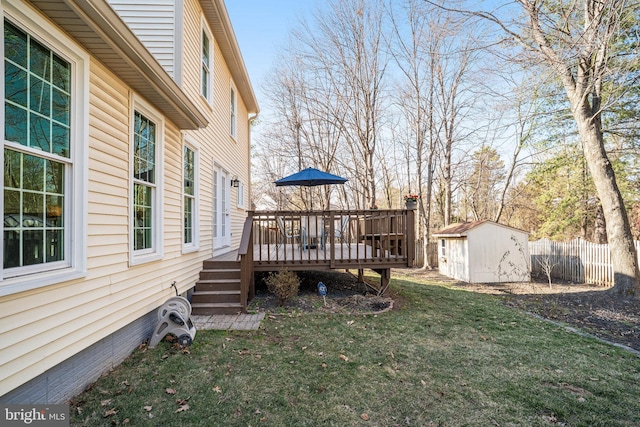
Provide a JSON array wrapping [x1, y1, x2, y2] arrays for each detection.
[[318, 281, 327, 305]]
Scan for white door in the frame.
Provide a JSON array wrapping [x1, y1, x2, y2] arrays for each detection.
[[213, 165, 231, 250]]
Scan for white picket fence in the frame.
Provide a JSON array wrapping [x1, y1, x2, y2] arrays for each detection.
[[528, 238, 640, 287]]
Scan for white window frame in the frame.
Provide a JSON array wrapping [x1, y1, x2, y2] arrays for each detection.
[[201, 18, 213, 104], [182, 137, 199, 253], [0, 2, 89, 296], [129, 96, 164, 265], [230, 84, 237, 138], [237, 181, 245, 209]]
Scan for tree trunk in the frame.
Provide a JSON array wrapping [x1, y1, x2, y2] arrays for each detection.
[[520, 0, 639, 297], [593, 203, 607, 244], [574, 105, 639, 296]]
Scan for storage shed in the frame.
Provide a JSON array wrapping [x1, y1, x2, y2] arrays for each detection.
[[433, 221, 530, 283]]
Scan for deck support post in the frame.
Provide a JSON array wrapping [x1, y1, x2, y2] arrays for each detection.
[[373, 268, 391, 295]]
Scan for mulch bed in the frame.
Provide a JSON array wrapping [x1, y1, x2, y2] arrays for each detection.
[[502, 289, 640, 353], [398, 268, 640, 354], [250, 270, 395, 315]]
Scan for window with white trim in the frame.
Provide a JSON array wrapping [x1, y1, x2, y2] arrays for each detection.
[[2, 6, 88, 293], [183, 142, 199, 251], [237, 182, 245, 209], [230, 86, 237, 138], [131, 100, 163, 264], [201, 25, 212, 102]]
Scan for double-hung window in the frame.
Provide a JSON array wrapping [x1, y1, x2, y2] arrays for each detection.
[[2, 6, 88, 294], [201, 26, 212, 102], [183, 142, 198, 252], [131, 100, 163, 264], [230, 86, 237, 138]]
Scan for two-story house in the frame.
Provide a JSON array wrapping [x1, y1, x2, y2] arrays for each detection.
[[0, 0, 258, 403]]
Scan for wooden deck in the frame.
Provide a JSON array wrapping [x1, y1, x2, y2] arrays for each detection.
[[193, 209, 415, 314], [208, 243, 386, 266], [249, 209, 414, 270]]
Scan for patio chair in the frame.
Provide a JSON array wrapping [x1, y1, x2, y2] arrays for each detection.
[[335, 215, 350, 243], [302, 215, 324, 250], [276, 216, 300, 248]]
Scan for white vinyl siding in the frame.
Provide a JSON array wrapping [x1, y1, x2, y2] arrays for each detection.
[[0, 0, 260, 400], [107, 0, 176, 77]]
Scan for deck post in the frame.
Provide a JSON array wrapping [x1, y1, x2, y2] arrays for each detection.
[[406, 208, 415, 267], [374, 268, 391, 295]]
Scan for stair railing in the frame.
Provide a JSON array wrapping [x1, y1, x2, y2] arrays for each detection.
[[237, 214, 254, 312]]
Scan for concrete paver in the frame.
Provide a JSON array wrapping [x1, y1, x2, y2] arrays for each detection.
[[191, 312, 265, 330]]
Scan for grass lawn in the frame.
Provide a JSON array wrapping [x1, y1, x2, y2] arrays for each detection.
[[70, 272, 640, 426]]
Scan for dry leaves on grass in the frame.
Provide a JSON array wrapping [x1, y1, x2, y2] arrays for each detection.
[[103, 408, 117, 418], [175, 399, 190, 413]]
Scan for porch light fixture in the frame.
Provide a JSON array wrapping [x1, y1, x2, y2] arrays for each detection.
[[231, 176, 240, 187]]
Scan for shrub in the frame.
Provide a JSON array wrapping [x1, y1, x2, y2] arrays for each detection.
[[264, 269, 300, 306]]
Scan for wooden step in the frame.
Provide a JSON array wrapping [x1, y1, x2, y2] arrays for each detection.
[[194, 258, 245, 315], [199, 268, 241, 281], [191, 290, 240, 304], [202, 259, 240, 270], [191, 302, 243, 315], [195, 279, 241, 292]]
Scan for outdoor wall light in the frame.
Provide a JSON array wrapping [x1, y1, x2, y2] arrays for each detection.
[[231, 176, 240, 187]]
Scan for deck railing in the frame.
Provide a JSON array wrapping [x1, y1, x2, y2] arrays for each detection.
[[249, 209, 415, 271]]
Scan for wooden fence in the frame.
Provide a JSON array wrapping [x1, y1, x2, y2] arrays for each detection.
[[413, 240, 439, 268], [528, 238, 626, 286]]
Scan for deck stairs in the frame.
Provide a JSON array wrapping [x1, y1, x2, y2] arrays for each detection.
[[191, 260, 244, 315]]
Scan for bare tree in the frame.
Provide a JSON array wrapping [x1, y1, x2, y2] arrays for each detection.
[[259, 38, 351, 210], [432, 20, 480, 226], [294, 0, 389, 209], [436, 0, 640, 296], [387, 0, 439, 267], [537, 255, 558, 289]]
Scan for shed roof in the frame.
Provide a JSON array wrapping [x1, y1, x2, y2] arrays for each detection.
[[432, 220, 528, 237], [432, 221, 486, 237]]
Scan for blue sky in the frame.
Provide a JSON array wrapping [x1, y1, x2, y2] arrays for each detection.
[[225, 1, 320, 113]]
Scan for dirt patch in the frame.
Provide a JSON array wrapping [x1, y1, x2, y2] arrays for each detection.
[[396, 268, 640, 353], [250, 270, 395, 315]]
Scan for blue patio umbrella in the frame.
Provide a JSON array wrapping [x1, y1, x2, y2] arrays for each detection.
[[274, 167, 348, 211], [274, 167, 348, 187]]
